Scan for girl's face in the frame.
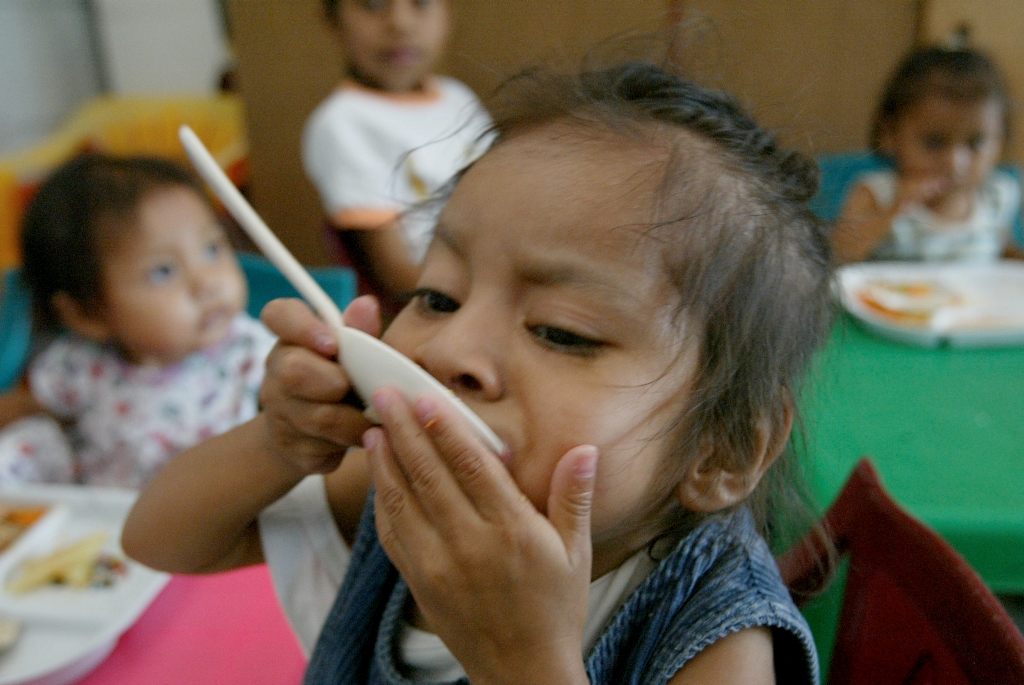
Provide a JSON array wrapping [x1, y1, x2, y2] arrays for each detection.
[[336, 0, 449, 93], [94, 186, 247, 366], [383, 127, 697, 575], [886, 94, 1005, 194]]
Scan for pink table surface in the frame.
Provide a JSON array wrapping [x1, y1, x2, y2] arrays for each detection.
[[75, 564, 306, 685]]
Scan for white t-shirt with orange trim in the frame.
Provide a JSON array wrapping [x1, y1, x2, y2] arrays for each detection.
[[302, 76, 492, 262]]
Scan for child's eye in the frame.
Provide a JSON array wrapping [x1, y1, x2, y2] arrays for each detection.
[[412, 288, 460, 314], [203, 241, 223, 261], [148, 263, 176, 284], [531, 325, 604, 356], [967, 135, 985, 151]]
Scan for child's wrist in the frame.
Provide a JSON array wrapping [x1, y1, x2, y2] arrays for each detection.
[[248, 414, 317, 484], [253, 412, 348, 483]]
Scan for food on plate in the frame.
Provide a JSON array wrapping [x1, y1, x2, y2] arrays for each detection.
[[856, 279, 962, 325], [5, 531, 126, 594], [0, 504, 48, 554]]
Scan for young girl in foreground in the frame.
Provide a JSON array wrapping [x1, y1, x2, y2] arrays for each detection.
[[833, 45, 1021, 262], [124, 62, 833, 684], [0, 155, 275, 487]]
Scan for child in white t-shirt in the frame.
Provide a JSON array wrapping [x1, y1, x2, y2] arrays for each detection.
[[304, 0, 491, 316]]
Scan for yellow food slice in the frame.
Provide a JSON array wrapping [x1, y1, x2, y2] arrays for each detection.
[[5, 532, 107, 594]]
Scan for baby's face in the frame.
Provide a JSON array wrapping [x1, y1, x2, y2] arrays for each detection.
[[97, 186, 247, 366], [887, 95, 1005, 195], [383, 126, 696, 575], [336, 0, 449, 93]]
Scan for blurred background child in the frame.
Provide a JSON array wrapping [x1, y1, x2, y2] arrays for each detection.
[[303, 0, 491, 317], [0, 154, 276, 488], [832, 45, 1021, 263]]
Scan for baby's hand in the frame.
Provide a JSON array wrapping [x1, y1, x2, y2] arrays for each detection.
[[366, 389, 596, 685], [259, 297, 379, 476]]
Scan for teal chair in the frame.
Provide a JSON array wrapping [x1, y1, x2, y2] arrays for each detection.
[[0, 253, 356, 391], [810, 152, 1024, 246], [809, 152, 895, 223], [236, 252, 356, 319], [0, 270, 32, 391]]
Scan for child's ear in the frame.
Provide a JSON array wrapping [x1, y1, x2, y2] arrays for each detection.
[[676, 403, 794, 512], [51, 292, 111, 342]]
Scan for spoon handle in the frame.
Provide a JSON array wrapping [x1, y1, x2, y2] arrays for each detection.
[[178, 126, 346, 332]]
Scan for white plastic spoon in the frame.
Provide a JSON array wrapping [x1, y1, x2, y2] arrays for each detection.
[[179, 125, 504, 454]]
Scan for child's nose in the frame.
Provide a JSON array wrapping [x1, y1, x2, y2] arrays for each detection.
[[387, 0, 416, 34], [945, 146, 973, 180], [189, 264, 223, 300], [415, 312, 504, 402]]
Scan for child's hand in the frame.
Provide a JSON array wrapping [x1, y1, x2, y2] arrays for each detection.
[[366, 388, 597, 685], [895, 174, 950, 211], [259, 297, 380, 477]]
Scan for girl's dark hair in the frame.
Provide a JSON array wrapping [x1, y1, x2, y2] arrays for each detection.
[[483, 61, 834, 551], [21, 153, 204, 332], [872, 45, 1011, 150]]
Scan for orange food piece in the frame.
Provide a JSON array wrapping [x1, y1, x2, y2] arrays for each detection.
[[898, 283, 934, 297], [857, 294, 931, 325], [6, 508, 46, 527]]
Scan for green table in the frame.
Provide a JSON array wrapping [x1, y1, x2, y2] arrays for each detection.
[[799, 315, 1024, 672]]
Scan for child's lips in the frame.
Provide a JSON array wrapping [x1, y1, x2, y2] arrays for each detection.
[[495, 443, 514, 469], [200, 308, 232, 335], [383, 47, 421, 67], [488, 430, 514, 468]]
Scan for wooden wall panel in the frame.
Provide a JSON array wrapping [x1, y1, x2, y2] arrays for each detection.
[[441, 0, 667, 95], [229, 0, 919, 263], [677, 0, 918, 155], [921, 0, 1024, 162], [228, 0, 341, 265]]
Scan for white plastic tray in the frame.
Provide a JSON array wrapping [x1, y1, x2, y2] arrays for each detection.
[[837, 261, 1024, 348], [0, 485, 169, 685]]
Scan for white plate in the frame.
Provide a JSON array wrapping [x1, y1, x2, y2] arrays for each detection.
[[0, 485, 169, 685], [837, 261, 1024, 347]]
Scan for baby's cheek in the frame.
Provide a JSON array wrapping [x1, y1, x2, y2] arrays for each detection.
[[226, 268, 248, 312]]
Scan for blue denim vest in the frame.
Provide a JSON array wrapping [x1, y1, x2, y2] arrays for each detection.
[[304, 501, 819, 685]]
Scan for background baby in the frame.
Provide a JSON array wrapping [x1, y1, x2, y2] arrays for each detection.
[[0, 154, 276, 487]]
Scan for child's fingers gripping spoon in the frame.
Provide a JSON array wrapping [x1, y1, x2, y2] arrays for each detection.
[[178, 126, 504, 455]]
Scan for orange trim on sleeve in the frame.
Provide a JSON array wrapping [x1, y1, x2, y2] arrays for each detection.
[[330, 208, 402, 229]]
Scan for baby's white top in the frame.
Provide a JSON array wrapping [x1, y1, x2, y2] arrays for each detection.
[[259, 475, 656, 678], [859, 169, 1020, 261], [303, 76, 492, 262]]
